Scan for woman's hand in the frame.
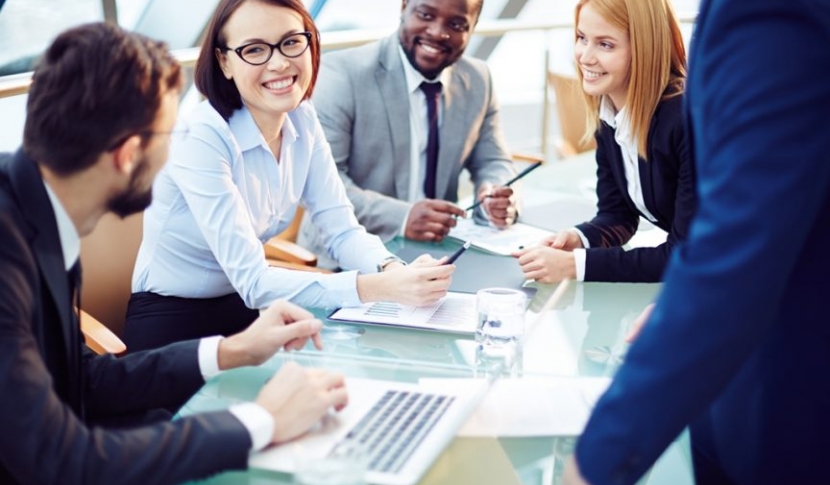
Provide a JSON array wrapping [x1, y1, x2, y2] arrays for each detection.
[[511, 245, 577, 284], [357, 255, 454, 306], [541, 229, 584, 251]]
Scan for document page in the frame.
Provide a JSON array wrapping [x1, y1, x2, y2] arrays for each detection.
[[329, 292, 477, 334], [448, 218, 553, 255]]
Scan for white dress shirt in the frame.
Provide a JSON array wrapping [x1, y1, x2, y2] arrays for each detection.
[[398, 48, 453, 234], [572, 97, 657, 281], [44, 181, 272, 452], [132, 100, 392, 310]]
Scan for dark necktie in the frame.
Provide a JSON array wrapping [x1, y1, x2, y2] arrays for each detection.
[[420, 81, 442, 199]]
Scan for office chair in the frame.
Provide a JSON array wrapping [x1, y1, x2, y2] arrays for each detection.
[[264, 206, 333, 274], [543, 71, 596, 158]]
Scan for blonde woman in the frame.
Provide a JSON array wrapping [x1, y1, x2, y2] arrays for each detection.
[[514, 0, 695, 283]]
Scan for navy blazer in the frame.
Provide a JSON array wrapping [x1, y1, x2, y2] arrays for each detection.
[[576, 1, 830, 484], [576, 94, 696, 282], [0, 150, 250, 484]]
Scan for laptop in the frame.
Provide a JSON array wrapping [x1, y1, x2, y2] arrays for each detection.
[[249, 281, 570, 485]]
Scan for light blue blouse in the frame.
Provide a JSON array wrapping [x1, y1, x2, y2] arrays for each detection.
[[132, 100, 392, 310]]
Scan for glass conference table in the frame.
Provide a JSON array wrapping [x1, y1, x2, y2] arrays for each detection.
[[181, 153, 693, 484]]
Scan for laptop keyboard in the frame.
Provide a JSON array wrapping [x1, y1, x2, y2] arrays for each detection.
[[329, 390, 455, 473]]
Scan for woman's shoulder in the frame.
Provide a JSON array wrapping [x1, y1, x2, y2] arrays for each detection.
[[655, 92, 685, 120], [287, 100, 326, 136]]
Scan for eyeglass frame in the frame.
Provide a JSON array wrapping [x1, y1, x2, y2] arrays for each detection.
[[221, 31, 313, 66]]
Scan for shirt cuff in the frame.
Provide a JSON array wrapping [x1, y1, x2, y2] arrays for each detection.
[[198, 335, 224, 380], [229, 402, 274, 452], [573, 248, 587, 282], [574, 228, 591, 249], [325, 269, 363, 308]]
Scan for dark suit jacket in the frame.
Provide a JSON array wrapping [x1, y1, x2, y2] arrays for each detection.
[[576, 95, 696, 282], [0, 150, 250, 484], [575, 1, 830, 484]]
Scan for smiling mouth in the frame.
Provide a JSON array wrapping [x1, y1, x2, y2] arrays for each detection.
[[416, 39, 448, 56], [582, 69, 606, 80], [263, 76, 296, 90]]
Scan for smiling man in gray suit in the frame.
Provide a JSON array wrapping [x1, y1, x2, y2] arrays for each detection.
[[299, 0, 517, 267]]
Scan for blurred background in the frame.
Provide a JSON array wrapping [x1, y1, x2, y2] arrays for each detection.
[[0, 0, 699, 157]]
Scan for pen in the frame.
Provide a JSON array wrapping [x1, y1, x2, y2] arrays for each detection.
[[464, 161, 543, 213], [444, 241, 471, 265]]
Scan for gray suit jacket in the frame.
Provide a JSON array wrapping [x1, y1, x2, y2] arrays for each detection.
[[299, 35, 515, 266]]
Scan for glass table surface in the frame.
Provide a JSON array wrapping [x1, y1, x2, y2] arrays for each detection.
[[180, 152, 691, 484]]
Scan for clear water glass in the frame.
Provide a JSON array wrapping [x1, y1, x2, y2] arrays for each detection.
[[475, 287, 527, 357]]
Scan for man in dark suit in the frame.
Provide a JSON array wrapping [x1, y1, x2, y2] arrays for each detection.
[[299, 0, 518, 267], [564, 0, 830, 484], [0, 23, 347, 485]]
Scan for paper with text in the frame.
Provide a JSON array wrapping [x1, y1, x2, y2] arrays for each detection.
[[449, 218, 553, 255], [329, 292, 477, 334]]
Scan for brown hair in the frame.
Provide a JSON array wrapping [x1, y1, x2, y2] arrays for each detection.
[[194, 0, 321, 120], [575, 0, 686, 159], [23, 22, 181, 176]]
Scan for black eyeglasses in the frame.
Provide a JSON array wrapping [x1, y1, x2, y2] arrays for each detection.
[[223, 32, 312, 66]]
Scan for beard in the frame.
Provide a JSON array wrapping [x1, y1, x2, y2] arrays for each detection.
[[107, 156, 153, 218]]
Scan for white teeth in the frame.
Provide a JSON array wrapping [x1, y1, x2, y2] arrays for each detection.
[[265, 78, 293, 90], [583, 70, 604, 80], [419, 43, 440, 54]]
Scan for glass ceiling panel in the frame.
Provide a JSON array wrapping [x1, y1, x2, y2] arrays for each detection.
[[0, 0, 103, 75]]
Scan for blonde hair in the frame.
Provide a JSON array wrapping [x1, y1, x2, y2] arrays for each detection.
[[575, 0, 686, 159]]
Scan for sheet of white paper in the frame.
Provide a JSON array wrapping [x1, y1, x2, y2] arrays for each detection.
[[421, 376, 611, 437], [329, 292, 477, 334], [448, 218, 554, 255]]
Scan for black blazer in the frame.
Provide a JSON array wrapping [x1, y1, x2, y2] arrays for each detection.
[[0, 150, 250, 485], [575, 94, 696, 282]]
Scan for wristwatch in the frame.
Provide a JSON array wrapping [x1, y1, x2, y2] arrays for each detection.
[[376, 255, 406, 272]]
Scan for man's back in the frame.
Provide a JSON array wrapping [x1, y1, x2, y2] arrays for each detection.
[[573, 1, 830, 483]]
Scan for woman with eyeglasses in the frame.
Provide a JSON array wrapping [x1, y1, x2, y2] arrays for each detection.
[[513, 0, 696, 284], [124, 0, 455, 351]]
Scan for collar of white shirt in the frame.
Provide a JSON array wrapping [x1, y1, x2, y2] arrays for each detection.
[[600, 96, 639, 153], [43, 180, 80, 271], [231, 103, 300, 153], [398, 45, 453, 94]]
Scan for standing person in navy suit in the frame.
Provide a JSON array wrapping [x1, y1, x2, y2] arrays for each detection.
[[514, 0, 695, 284], [565, 0, 830, 484], [0, 22, 347, 485]]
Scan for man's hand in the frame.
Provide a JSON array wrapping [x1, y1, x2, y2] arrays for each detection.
[[218, 300, 323, 370], [255, 362, 348, 444], [542, 229, 584, 251], [477, 183, 517, 228], [511, 245, 576, 284], [405, 200, 465, 242]]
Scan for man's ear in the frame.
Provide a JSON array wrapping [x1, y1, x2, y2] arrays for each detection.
[[111, 134, 141, 175], [401, 0, 408, 15]]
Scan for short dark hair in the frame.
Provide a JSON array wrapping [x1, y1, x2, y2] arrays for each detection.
[[195, 0, 321, 121], [23, 22, 181, 177]]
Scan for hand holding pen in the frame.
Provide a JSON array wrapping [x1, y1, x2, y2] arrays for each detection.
[[465, 162, 543, 226]]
